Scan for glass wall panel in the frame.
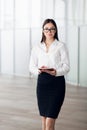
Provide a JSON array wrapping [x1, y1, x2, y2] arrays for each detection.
[[55, 0, 65, 28], [15, 0, 31, 28], [67, 0, 87, 26], [31, 28, 41, 47], [41, 0, 54, 19], [85, 0, 87, 24], [56, 25, 66, 43], [31, 0, 41, 27], [15, 29, 30, 76], [55, 0, 65, 42], [0, 0, 14, 29], [1, 30, 13, 74], [67, 26, 78, 85], [79, 26, 87, 87]]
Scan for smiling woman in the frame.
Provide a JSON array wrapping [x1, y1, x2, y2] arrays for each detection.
[[29, 18, 70, 130]]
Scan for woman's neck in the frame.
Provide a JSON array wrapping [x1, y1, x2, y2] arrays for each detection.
[[45, 38, 55, 47]]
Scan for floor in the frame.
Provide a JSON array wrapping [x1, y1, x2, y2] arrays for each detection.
[[0, 75, 87, 130]]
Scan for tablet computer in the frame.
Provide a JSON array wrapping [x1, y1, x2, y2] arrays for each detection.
[[39, 68, 54, 71]]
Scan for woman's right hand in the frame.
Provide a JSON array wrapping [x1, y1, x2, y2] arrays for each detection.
[[38, 66, 48, 73], [38, 66, 56, 76]]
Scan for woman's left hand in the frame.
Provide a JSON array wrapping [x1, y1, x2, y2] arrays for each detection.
[[41, 68, 56, 76]]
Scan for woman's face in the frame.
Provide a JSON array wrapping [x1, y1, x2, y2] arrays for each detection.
[[43, 23, 56, 40]]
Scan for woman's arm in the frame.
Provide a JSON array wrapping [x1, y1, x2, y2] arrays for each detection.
[[29, 47, 39, 76], [56, 43, 70, 76]]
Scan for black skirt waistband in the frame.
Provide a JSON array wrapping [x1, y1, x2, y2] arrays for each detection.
[[38, 72, 64, 85]]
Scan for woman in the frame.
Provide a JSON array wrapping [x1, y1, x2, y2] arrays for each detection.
[[29, 19, 70, 130]]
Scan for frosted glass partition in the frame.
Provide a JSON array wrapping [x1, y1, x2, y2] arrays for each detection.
[[0, 0, 14, 29], [79, 26, 87, 87], [58, 26, 66, 43], [67, 26, 78, 85], [55, 0, 65, 22], [15, 29, 30, 76], [31, 28, 41, 47], [15, 0, 31, 28], [1, 30, 13, 74], [41, 0, 54, 18]]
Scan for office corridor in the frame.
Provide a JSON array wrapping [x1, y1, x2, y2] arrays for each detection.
[[0, 75, 87, 130]]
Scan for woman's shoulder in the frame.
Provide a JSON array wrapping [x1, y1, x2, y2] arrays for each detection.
[[56, 40, 65, 48], [57, 41, 69, 54], [55, 40, 68, 52]]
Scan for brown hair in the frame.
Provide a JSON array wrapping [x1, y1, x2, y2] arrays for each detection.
[[41, 19, 59, 43]]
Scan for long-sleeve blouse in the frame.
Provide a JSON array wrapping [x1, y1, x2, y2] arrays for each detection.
[[29, 39, 70, 77]]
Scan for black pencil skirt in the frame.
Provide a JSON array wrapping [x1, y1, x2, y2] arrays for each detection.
[[36, 72, 65, 119]]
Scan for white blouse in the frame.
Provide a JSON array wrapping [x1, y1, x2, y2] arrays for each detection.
[[29, 39, 70, 77]]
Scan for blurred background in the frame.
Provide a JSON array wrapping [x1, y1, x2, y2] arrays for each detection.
[[0, 0, 87, 87]]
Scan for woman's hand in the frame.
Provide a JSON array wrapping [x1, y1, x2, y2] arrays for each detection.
[[38, 66, 56, 76], [42, 69, 56, 76]]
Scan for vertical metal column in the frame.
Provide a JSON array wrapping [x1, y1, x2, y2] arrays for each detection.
[[77, 27, 80, 86], [0, 0, 2, 73], [53, 0, 55, 19], [0, 29, 1, 73], [29, 27, 32, 78], [83, 0, 86, 24], [65, 0, 68, 43], [13, 0, 15, 74], [64, 0, 69, 81]]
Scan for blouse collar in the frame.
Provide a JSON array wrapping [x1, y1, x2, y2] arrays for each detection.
[[39, 39, 59, 52], [42, 39, 58, 47]]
